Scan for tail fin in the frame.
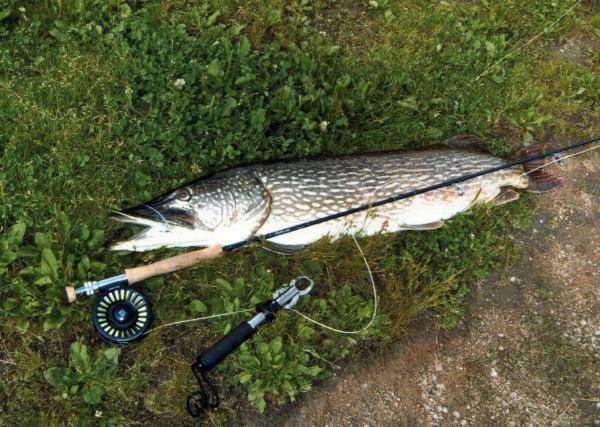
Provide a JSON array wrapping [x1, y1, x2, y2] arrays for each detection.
[[522, 145, 563, 193]]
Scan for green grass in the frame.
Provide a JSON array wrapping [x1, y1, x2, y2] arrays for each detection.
[[1, 0, 599, 425]]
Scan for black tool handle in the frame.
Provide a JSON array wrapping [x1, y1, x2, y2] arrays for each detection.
[[198, 322, 256, 370]]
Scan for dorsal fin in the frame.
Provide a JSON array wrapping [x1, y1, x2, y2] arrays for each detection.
[[401, 220, 444, 230], [440, 134, 490, 153]]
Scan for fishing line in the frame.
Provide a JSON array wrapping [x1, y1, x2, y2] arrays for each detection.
[[143, 235, 377, 336], [182, 236, 376, 418], [520, 142, 600, 178], [144, 309, 255, 335], [475, 0, 583, 81], [289, 234, 378, 335]]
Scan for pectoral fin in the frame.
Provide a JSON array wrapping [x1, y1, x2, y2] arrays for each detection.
[[492, 188, 520, 206], [402, 220, 444, 230], [262, 240, 309, 255]]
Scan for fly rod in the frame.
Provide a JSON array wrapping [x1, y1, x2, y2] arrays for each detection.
[[64, 135, 600, 303]]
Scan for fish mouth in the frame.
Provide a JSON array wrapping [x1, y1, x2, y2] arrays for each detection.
[[109, 210, 169, 251], [110, 212, 214, 251], [110, 202, 201, 251], [117, 202, 197, 229]]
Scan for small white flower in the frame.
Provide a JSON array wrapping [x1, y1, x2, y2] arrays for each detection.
[[125, 87, 133, 96], [174, 78, 186, 89], [320, 120, 329, 132], [95, 410, 102, 418], [19, 6, 26, 12]]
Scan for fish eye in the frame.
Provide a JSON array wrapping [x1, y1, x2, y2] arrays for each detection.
[[175, 188, 192, 201]]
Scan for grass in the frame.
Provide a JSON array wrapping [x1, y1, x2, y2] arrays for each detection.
[[0, 0, 598, 425]]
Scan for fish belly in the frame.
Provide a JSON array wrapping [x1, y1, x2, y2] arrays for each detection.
[[259, 187, 481, 246]]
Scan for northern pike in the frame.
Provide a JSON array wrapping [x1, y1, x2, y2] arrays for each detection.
[[111, 135, 561, 252]]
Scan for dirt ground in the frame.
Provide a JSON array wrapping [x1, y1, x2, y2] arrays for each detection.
[[247, 146, 599, 427]]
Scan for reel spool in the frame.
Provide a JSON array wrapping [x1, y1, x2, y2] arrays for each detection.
[[92, 287, 152, 344]]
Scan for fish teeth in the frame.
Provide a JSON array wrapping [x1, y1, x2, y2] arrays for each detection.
[[110, 211, 164, 228]]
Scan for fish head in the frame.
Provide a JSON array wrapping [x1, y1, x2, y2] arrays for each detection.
[[111, 172, 272, 251]]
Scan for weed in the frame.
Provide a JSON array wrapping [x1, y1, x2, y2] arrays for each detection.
[[44, 341, 120, 406]]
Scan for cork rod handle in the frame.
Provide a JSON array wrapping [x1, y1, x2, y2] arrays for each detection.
[[124, 245, 223, 284]]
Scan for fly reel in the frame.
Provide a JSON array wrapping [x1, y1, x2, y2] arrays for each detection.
[[92, 287, 152, 344]]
